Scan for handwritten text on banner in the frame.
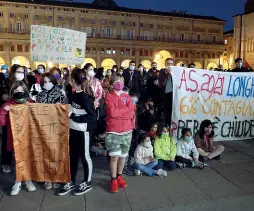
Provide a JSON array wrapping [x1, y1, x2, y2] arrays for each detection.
[[9, 104, 71, 182], [31, 25, 87, 65], [171, 66, 254, 141]]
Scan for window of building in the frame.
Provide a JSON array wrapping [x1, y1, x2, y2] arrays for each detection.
[[0, 44, 4, 51], [106, 48, 111, 54], [208, 53, 211, 58], [180, 51, 184, 58], [86, 47, 91, 53], [17, 23, 22, 32], [92, 28, 96, 38], [101, 48, 105, 54], [201, 53, 204, 58], [180, 33, 184, 42], [17, 44, 23, 52], [101, 28, 104, 37], [212, 36, 216, 43], [150, 50, 153, 57], [121, 21, 124, 25], [175, 52, 179, 57], [25, 24, 29, 33], [11, 45, 15, 51], [126, 30, 130, 40], [140, 49, 143, 56], [10, 23, 14, 32], [112, 49, 116, 55], [10, 13, 14, 18], [25, 45, 29, 52], [101, 20, 105, 25], [34, 15, 38, 20], [144, 50, 149, 56], [0, 13, 4, 17], [224, 39, 227, 45], [126, 49, 130, 56], [132, 49, 136, 56], [112, 21, 116, 25], [120, 48, 124, 55], [212, 53, 216, 58], [106, 28, 111, 38], [24, 14, 28, 19], [197, 34, 201, 42]]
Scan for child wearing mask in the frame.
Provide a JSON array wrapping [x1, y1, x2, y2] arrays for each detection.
[[176, 128, 204, 169], [154, 125, 176, 170], [194, 120, 225, 161], [105, 74, 134, 193], [58, 68, 96, 196], [0, 81, 36, 196], [132, 133, 167, 177]]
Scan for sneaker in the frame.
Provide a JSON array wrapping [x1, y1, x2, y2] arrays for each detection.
[[134, 169, 141, 176], [10, 182, 21, 196], [195, 162, 205, 169], [25, 181, 36, 192], [53, 183, 60, 189], [74, 182, 92, 196], [117, 175, 127, 188], [2, 165, 11, 173], [157, 169, 167, 177], [176, 162, 184, 169], [123, 166, 134, 176], [110, 179, 118, 193], [58, 182, 75, 196], [44, 182, 53, 190]]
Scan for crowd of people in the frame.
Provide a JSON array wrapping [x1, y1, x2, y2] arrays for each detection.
[[0, 56, 248, 196]]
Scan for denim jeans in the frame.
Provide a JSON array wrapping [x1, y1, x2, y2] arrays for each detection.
[[132, 160, 158, 176], [157, 160, 176, 170]]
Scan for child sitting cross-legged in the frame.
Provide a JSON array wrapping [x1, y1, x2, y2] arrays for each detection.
[[176, 128, 204, 169], [132, 133, 167, 177]]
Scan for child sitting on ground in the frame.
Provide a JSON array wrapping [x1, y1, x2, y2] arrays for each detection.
[[154, 124, 176, 170], [132, 133, 167, 177], [176, 128, 204, 169], [91, 133, 108, 157]]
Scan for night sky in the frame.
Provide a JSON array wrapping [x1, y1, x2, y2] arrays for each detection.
[[75, 0, 244, 31]]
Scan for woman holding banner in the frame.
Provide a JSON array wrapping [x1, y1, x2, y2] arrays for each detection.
[[58, 68, 96, 196]]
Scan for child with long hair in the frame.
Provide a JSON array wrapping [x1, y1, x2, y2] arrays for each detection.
[[132, 133, 167, 177], [0, 81, 36, 196], [194, 120, 225, 161]]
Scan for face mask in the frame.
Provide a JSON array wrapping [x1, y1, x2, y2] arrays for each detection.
[[184, 137, 193, 142], [119, 72, 123, 75], [166, 66, 172, 70], [44, 82, 54, 91], [113, 81, 124, 91], [113, 68, 117, 72], [103, 72, 106, 76], [13, 92, 25, 101], [162, 132, 169, 136], [38, 68, 44, 74], [88, 70, 95, 77], [107, 72, 111, 76], [27, 69, 31, 73], [15, 73, 24, 81], [142, 141, 152, 148], [132, 97, 138, 105], [238, 62, 243, 68], [152, 67, 157, 71], [54, 73, 61, 81], [2, 69, 7, 74], [129, 66, 135, 71], [3, 73, 8, 79]]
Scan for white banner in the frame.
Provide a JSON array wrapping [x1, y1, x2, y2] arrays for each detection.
[[30, 25, 87, 65], [171, 66, 254, 141]]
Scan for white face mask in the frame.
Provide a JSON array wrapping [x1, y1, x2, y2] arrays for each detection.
[[113, 68, 117, 72], [15, 73, 24, 81], [162, 132, 169, 135], [44, 82, 54, 91], [129, 66, 135, 71], [88, 70, 95, 78], [238, 62, 243, 68], [2, 69, 7, 74], [142, 141, 152, 148]]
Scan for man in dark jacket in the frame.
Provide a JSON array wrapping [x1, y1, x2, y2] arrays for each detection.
[[122, 60, 140, 96], [231, 58, 249, 72], [158, 58, 174, 126]]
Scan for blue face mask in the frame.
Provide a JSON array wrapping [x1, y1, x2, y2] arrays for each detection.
[[184, 137, 193, 142], [38, 68, 44, 74]]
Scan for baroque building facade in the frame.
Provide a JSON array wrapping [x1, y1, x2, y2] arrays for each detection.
[[0, 0, 225, 70]]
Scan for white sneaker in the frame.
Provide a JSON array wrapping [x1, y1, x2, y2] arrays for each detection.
[[44, 182, 53, 190], [53, 183, 60, 189], [10, 182, 21, 196], [25, 181, 36, 192], [134, 169, 141, 176], [2, 165, 11, 173], [157, 169, 167, 177]]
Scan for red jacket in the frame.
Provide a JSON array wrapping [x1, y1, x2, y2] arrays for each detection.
[[105, 91, 134, 133]]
